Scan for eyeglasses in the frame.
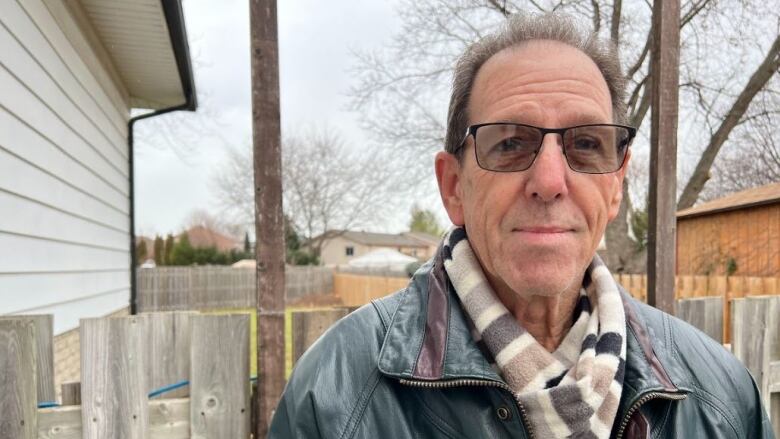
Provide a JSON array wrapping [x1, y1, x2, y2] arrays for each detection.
[[455, 122, 636, 174]]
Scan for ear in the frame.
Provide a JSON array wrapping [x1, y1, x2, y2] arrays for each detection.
[[435, 151, 465, 226], [607, 149, 631, 222]]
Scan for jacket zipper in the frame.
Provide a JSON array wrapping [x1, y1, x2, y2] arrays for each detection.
[[399, 378, 536, 439], [614, 391, 687, 439]]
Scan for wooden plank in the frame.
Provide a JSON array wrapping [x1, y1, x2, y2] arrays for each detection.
[[80, 316, 148, 439], [0, 319, 37, 439], [37, 398, 190, 439], [190, 314, 250, 438], [0, 315, 54, 404], [291, 309, 349, 364], [676, 297, 723, 343], [60, 382, 81, 406], [731, 296, 780, 412], [144, 312, 192, 398]]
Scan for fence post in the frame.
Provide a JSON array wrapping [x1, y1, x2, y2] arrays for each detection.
[[81, 316, 149, 439], [0, 319, 37, 439], [190, 314, 250, 438]]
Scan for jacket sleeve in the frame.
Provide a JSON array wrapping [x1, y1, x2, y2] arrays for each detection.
[[267, 384, 324, 439]]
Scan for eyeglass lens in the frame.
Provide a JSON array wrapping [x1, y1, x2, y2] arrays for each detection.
[[474, 124, 629, 173]]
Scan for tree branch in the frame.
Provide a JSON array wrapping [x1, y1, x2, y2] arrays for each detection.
[[591, 0, 601, 33], [610, 0, 622, 45], [678, 34, 780, 209]]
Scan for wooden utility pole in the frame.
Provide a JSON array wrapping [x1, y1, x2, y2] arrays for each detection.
[[647, 0, 680, 314], [250, 0, 285, 435]]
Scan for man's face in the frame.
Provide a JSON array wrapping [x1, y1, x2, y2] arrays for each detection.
[[436, 40, 628, 300]]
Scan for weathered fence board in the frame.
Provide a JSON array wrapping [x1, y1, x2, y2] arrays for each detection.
[[676, 296, 723, 342], [731, 295, 780, 435], [0, 315, 54, 405], [334, 273, 409, 307], [0, 319, 37, 439], [80, 316, 149, 439], [291, 309, 349, 363], [190, 314, 250, 438], [145, 312, 193, 398], [60, 382, 81, 406]]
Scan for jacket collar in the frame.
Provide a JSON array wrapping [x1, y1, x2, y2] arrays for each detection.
[[377, 248, 688, 401]]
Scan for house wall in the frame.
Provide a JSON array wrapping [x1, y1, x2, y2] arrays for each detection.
[[677, 203, 780, 276], [319, 236, 434, 266], [319, 237, 373, 266], [0, 0, 131, 334]]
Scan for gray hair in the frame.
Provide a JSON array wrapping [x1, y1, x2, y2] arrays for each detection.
[[445, 13, 627, 156]]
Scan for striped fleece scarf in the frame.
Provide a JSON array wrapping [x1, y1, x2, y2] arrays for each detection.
[[442, 228, 626, 439]]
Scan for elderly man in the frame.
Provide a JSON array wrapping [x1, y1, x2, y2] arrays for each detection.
[[269, 13, 773, 439]]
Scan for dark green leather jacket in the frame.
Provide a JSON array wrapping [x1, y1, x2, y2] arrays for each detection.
[[269, 256, 774, 438]]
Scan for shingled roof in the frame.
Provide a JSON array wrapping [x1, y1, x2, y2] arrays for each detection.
[[677, 182, 780, 219]]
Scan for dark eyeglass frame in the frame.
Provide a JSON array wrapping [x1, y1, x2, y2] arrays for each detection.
[[454, 122, 637, 174]]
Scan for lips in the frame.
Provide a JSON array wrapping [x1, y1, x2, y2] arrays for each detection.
[[514, 226, 573, 233]]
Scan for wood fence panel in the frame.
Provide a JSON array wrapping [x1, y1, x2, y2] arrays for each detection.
[[676, 297, 723, 343], [190, 314, 250, 439], [291, 309, 349, 364], [731, 296, 780, 416], [0, 314, 54, 404], [60, 382, 81, 406], [145, 312, 192, 398], [0, 319, 37, 439], [80, 316, 149, 439]]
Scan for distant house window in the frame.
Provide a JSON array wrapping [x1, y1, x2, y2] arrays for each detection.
[[346, 246, 354, 256]]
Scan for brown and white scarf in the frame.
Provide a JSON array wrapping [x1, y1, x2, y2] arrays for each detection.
[[442, 228, 626, 438]]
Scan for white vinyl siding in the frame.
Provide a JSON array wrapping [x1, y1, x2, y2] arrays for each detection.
[[0, 0, 131, 334]]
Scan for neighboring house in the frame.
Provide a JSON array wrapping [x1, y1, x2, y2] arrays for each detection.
[[676, 182, 780, 277], [316, 230, 440, 266], [0, 0, 196, 334], [184, 225, 242, 253]]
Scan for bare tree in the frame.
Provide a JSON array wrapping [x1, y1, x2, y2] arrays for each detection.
[[213, 126, 402, 256], [348, 0, 780, 272]]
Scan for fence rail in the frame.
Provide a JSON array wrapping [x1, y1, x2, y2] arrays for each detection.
[[136, 266, 334, 311]]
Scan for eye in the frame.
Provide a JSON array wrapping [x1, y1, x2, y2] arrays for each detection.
[[572, 136, 603, 151], [496, 137, 524, 152]]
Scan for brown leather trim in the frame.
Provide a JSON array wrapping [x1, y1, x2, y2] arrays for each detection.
[[624, 411, 649, 439], [622, 296, 678, 391], [413, 251, 449, 379]]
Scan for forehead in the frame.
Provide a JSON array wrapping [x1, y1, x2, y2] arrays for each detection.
[[468, 40, 613, 126]]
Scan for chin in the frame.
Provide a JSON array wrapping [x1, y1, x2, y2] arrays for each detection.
[[499, 259, 584, 298]]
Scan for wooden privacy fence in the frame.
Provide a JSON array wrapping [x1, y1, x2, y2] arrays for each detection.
[[136, 265, 333, 311], [0, 311, 251, 439], [333, 273, 409, 307], [676, 295, 780, 435], [618, 274, 780, 343]]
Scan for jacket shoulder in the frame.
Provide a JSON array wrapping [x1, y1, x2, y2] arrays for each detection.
[[268, 288, 408, 438], [628, 297, 770, 437]]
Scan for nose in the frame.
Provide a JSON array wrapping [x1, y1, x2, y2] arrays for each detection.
[[524, 133, 569, 202]]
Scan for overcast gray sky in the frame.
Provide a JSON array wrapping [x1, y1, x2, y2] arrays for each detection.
[[134, 0, 435, 237]]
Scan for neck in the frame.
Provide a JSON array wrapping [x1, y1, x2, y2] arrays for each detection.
[[492, 279, 582, 352]]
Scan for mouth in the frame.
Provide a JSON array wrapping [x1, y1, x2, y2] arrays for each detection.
[[511, 226, 575, 245]]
